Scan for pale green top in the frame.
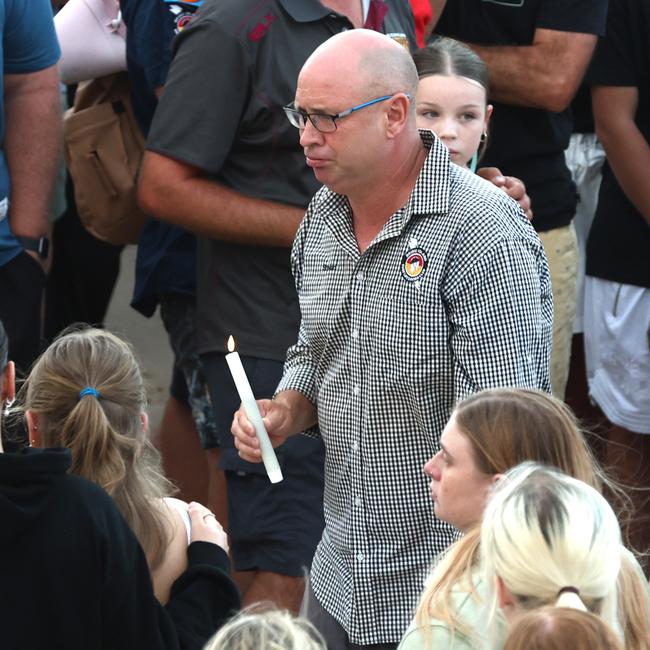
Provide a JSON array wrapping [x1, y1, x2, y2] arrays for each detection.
[[398, 575, 505, 650]]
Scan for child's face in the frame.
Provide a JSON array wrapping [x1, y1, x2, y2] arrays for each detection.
[[415, 74, 492, 168]]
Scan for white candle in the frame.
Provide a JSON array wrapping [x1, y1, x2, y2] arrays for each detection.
[[225, 336, 283, 484]]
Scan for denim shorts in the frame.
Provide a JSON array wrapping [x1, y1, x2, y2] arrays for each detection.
[[160, 292, 219, 449]]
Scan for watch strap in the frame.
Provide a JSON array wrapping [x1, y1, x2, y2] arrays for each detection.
[[15, 235, 49, 259]]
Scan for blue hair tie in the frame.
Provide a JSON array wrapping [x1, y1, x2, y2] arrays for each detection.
[[79, 387, 101, 399]]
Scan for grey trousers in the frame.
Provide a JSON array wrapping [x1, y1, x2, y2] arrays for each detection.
[[301, 583, 398, 650]]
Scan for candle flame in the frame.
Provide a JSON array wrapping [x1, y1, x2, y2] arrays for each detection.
[[227, 335, 236, 353]]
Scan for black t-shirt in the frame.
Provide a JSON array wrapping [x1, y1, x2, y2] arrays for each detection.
[[586, 0, 650, 288], [147, 0, 416, 359], [435, 0, 607, 232], [571, 84, 594, 134]]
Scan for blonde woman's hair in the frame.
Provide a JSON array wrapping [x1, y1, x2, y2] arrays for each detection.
[[204, 606, 326, 650], [481, 463, 621, 642], [415, 389, 604, 643], [20, 326, 174, 570], [503, 607, 623, 650], [616, 547, 650, 650]]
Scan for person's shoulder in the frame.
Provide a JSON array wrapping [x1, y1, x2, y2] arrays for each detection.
[[447, 166, 538, 245], [62, 473, 130, 526], [177, 0, 287, 55], [398, 576, 486, 650], [399, 619, 476, 650], [62, 471, 112, 501], [193, 0, 281, 27]]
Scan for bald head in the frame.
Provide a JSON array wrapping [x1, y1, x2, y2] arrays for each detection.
[[300, 29, 418, 104]]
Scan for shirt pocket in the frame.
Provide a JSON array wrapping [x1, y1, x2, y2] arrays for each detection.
[[370, 284, 452, 419]]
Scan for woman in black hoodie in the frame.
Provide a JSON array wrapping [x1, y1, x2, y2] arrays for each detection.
[[0, 321, 240, 649]]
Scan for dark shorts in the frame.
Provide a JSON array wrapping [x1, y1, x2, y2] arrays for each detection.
[[202, 351, 325, 576], [159, 293, 219, 449]]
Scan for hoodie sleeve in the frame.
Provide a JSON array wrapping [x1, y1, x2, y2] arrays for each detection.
[[99, 498, 239, 649]]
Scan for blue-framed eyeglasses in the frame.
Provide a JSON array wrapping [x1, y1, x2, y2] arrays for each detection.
[[283, 93, 409, 133]]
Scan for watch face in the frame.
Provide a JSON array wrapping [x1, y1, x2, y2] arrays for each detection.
[[17, 236, 49, 259]]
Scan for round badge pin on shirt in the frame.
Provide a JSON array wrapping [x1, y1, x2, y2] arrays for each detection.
[[401, 248, 428, 282]]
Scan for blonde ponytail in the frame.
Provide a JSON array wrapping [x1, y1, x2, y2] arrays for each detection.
[[20, 326, 175, 571], [481, 464, 622, 641]]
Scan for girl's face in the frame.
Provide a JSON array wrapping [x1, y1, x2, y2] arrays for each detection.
[[423, 414, 495, 532], [415, 73, 492, 167]]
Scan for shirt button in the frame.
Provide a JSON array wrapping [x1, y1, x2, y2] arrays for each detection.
[[354, 497, 362, 507], [351, 328, 359, 339], [353, 384, 360, 395], [356, 552, 365, 562], [356, 271, 364, 282], [351, 441, 359, 452]]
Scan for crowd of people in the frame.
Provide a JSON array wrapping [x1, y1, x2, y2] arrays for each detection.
[[0, 0, 648, 648]]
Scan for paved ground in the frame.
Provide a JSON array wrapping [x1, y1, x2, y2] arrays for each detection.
[[104, 245, 172, 433]]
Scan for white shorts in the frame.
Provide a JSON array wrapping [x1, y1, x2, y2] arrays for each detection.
[[564, 133, 606, 333], [584, 277, 650, 434]]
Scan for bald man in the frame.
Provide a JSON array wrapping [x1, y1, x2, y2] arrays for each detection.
[[232, 30, 553, 649], [232, 30, 552, 649], [138, 0, 417, 616]]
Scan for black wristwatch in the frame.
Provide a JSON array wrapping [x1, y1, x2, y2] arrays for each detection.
[[16, 235, 50, 260]]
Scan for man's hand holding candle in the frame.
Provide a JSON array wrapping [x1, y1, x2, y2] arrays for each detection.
[[231, 398, 291, 463], [231, 390, 317, 463]]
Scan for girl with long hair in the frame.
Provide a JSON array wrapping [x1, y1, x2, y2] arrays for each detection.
[[20, 326, 215, 603]]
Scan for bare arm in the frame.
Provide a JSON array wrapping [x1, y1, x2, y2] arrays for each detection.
[[4, 65, 61, 242], [592, 86, 650, 226], [467, 29, 597, 112], [137, 151, 305, 246]]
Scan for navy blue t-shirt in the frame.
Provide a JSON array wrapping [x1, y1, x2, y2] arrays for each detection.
[[0, 0, 60, 268], [120, 0, 203, 316]]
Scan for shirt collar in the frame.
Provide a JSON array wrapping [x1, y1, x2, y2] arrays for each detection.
[[407, 128, 451, 218], [319, 128, 452, 252]]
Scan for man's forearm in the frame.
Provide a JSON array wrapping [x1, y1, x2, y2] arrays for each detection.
[[466, 31, 596, 112], [4, 66, 61, 238], [138, 151, 305, 246]]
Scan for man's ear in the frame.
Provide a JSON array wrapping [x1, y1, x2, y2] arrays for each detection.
[[385, 93, 411, 137], [25, 409, 41, 448], [1, 361, 15, 404]]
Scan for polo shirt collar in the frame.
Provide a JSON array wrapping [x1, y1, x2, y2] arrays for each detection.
[[277, 0, 333, 22]]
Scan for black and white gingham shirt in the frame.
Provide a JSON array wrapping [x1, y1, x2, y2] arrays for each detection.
[[276, 130, 553, 645]]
